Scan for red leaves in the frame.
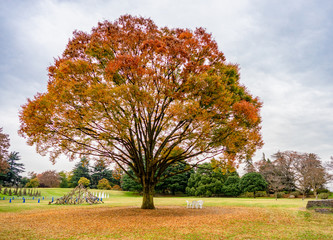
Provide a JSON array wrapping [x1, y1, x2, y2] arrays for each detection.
[[233, 100, 261, 125], [178, 31, 193, 39], [106, 55, 141, 74], [19, 15, 263, 186]]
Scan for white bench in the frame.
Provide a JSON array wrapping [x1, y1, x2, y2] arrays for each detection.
[[186, 200, 204, 209]]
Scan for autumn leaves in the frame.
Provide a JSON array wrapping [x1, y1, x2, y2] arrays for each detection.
[[19, 15, 263, 208]]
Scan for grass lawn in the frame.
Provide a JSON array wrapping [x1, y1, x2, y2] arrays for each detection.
[[0, 189, 332, 239]]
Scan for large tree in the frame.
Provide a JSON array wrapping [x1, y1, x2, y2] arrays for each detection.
[[271, 151, 297, 192], [19, 15, 263, 209], [293, 153, 327, 199], [257, 154, 285, 200]]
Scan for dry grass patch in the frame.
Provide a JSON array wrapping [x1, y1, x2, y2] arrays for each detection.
[[0, 206, 332, 239]]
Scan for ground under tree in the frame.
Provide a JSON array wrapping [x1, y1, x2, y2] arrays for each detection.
[[19, 15, 263, 209]]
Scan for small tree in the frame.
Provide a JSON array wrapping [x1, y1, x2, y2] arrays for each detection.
[[37, 170, 61, 187], [97, 178, 112, 190], [239, 172, 267, 198], [78, 177, 90, 187], [59, 171, 69, 188], [25, 177, 40, 188]]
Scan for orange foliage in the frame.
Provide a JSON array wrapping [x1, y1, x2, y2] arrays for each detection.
[[0, 207, 299, 239], [112, 165, 123, 181], [111, 184, 122, 190], [18, 15, 263, 208]]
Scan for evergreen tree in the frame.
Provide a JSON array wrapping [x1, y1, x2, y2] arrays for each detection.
[[90, 159, 115, 188], [121, 170, 142, 192], [239, 172, 267, 198], [59, 171, 69, 188], [1, 152, 25, 186], [20, 177, 29, 187], [222, 175, 242, 197], [155, 162, 193, 195], [186, 162, 236, 197], [70, 157, 91, 187]]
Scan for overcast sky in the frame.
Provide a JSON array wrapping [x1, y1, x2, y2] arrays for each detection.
[[0, 0, 332, 178]]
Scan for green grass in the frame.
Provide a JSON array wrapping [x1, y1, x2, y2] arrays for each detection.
[[0, 189, 310, 213]]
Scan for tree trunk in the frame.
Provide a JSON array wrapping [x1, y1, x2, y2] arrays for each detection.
[[141, 183, 155, 209]]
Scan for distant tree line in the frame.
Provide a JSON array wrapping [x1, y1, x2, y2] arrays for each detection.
[[22, 157, 123, 190], [0, 126, 331, 197], [121, 151, 332, 199], [247, 151, 331, 199]]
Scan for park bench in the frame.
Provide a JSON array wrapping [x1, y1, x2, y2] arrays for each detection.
[[186, 200, 204, 209]]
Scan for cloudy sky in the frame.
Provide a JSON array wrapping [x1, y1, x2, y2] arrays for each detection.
[[0, 0, 332, 177]]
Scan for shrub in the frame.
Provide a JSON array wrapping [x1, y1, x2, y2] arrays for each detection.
[[290, 191, 300, 197], [185, 187, 196, 196], [205, 190, 212, 197], [318, 193, 329, 199], [317, 188, 329, 194], [255, 191, 267, 197], [112, 184, 121, 190], [25, 178, 40, 188], [276, 192, 284, 198], [78, 177, 90, 187], [97, 178, 112, 190], [241, 192, 254, 198]]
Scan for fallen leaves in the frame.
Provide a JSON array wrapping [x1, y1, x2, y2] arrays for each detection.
[[1, 206, 332, 239]]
